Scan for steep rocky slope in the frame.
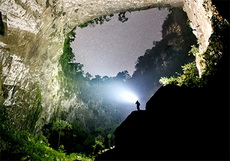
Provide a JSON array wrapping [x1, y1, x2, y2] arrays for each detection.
[[97, 69, 229, 160], [0, 0, 215, 129]]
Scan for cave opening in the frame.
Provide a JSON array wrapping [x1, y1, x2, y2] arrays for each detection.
[[1, 1, 229, 160], [67, 7, 197, 111], [55, 6, 197, 154], [72, 8, 169, 77]]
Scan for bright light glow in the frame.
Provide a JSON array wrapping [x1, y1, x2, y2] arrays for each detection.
[[120, 91, 138, 103]]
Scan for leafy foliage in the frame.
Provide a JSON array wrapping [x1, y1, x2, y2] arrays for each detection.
[[59, 28, 85, 101], [52, 120, 72, 147], [0, 103, 93, 161], [56, 27, 126, 157], [118, 12, 129, 23], [131, 8, 197, 100], [160, 5, 229, 87], [78, 14, 114, 28], [78, 12, 129, 28], [159, 62, 201, 87], [59, 29, 84, 80], [202, 6, 229, 77]]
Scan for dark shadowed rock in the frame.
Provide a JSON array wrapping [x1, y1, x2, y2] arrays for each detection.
[[0, 12, 4, 35], [96, 82, 229, 160]]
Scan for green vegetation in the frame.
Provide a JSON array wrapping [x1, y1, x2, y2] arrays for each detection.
[[160, 61, 201, 87], [160, 6, 229, 87], [159, 44, 201, 87], [57, 32, 126, 154], [52, 120, 72, 147], [0, 102, 93, 161], [78, 14, 114, 28], [132, 8, 197, 98], [78, 12, 129, 28], [202, 7, 229, 77], [59, 28, 85, 99], [55, 27, 124, 158]]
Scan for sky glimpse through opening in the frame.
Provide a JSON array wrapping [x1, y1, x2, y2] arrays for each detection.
[[71, 8, 169, 77]]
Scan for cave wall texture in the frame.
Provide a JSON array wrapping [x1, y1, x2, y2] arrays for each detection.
[[0, 0, 213, 130]]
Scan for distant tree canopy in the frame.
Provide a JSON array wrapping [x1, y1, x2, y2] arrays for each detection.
[[130, 8, 197, 101], [115, 70, 130, 81], [79, 12, 129, 28], [118, 12, 129, 23]]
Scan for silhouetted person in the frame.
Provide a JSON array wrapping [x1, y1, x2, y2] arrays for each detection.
[[135, 100, 140, 111]]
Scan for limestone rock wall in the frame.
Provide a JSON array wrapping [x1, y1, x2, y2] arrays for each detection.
[[0, 0, 213, 129], [183, 0, 213, 76]]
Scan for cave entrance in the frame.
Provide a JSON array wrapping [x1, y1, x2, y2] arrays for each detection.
[[69, 7, 196, 108], [59, 6, 197, 155]]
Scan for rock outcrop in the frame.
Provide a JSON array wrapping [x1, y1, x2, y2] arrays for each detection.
[[96, 83, 229, 160], [0, 0, 217, 129]]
